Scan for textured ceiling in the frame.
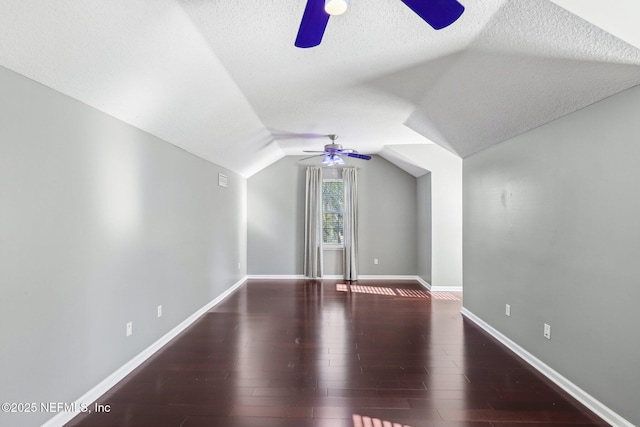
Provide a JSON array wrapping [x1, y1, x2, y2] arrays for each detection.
[[1, 0, 640, 176]]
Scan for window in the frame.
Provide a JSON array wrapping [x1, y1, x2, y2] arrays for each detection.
[[322, 179, 343, 245]]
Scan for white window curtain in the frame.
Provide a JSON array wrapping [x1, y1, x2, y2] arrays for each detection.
[[343, 167, 358, 281], [304, 167, 323, 278]]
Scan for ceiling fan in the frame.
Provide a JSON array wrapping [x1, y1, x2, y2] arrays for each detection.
[[300, 135, 372, 165], [295, 0, 465, 48]]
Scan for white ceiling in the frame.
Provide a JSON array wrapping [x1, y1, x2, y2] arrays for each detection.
[[1, 0, 640, 177]]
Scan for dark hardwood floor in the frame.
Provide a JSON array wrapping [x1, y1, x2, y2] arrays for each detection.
[[66, 279, 608, 427]]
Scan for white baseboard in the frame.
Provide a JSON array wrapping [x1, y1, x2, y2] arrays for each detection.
[[248, 274, 431, 281], [42, 276, 247, 427], [245, 275, 462, 293], [325, 275, 424, 281], [245, 275, 425, 281], [414, 275, 463, 292], [460, 308, 632, 427], [415, 276, 431, 289], [357, 275, 421, 281], [430, 286, 463, 292]]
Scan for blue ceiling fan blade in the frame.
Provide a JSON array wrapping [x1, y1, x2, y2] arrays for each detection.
[[295, 0, 330, 48], [399, 0, 465, 30], [346, 153, 372, 160]]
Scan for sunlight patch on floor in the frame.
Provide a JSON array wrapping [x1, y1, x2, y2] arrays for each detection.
[[395, 288, 429, 298], [431, 291, 460, 301], [336, 284, 428, 298], [353, 413, 412, 427], [336, 284, 459, 301], [336, 284, 396, 295]]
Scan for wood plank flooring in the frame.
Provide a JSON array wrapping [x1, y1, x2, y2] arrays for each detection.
[[66, 279, 608, 427]]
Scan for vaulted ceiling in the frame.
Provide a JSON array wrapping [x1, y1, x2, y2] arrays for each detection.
[[2, 0, 640, 177]]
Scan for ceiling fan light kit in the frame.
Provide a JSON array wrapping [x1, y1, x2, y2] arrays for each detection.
[[296, 0, 465, 48], [322, 154, 345, 166], [325, 0, 349, 16], [301, 135, 372, 166]]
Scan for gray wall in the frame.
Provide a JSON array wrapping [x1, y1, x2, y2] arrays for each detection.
[[383, 145, 462, 289], [248, 155, 418, 276], [417, 173, 432, 284], [0, 66, 247, 427], [463, 84, 640, 425], [247, 156, 304, 275]]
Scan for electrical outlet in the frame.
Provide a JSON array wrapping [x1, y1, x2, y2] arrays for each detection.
[[157, 305, 162, 318], [126, 322, 133, 337], [543, 323, 551, 340], [505, 304, 511, 316], [373, 258, 379, 265]]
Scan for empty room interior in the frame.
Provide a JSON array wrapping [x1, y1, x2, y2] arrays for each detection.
[[2, 0, 640, 426]]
